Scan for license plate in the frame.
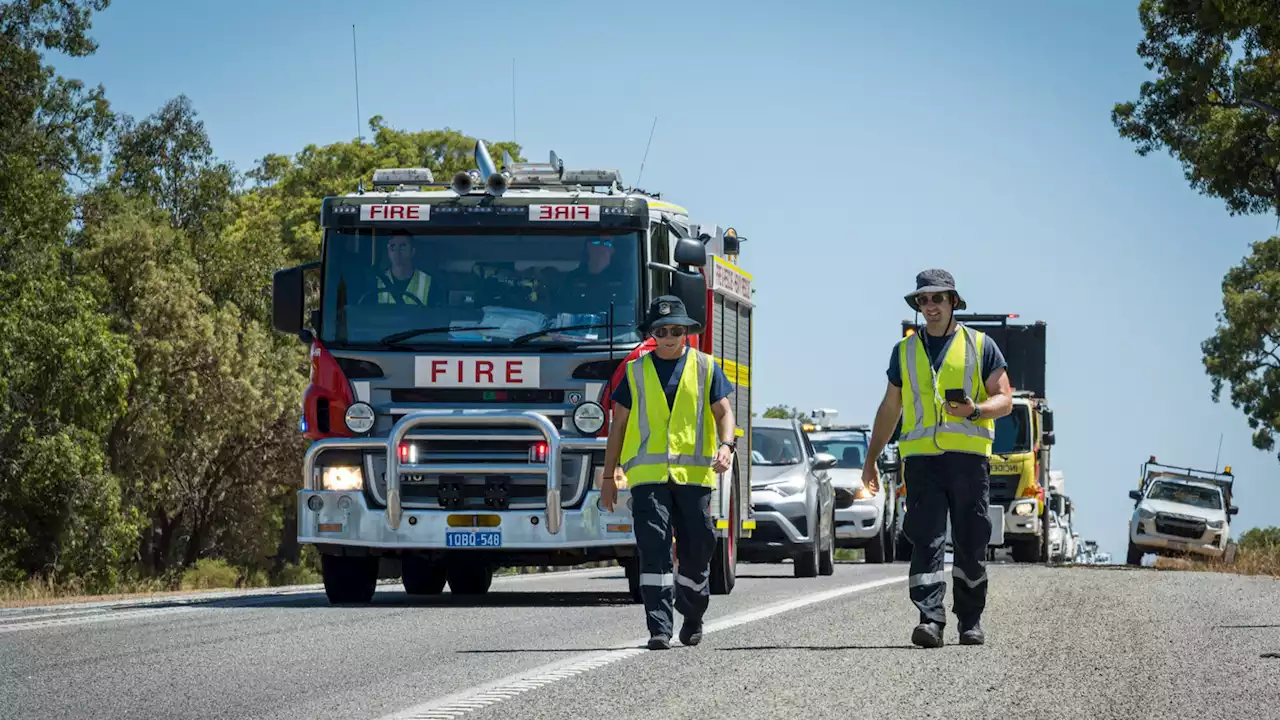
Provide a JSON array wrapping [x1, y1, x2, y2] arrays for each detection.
[[1167, 540, 1188, 551], [446, 530, 502, 548]]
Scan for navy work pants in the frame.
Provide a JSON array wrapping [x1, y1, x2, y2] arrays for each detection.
[[631, 480, 717, 639], [902, 452, 990, 627]]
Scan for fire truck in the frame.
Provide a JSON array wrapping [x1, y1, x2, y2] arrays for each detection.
[[271, 141, 755, 603]]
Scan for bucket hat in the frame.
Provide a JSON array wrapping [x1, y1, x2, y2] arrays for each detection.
[[904, 268, 967, 311], [644, 295, 702, 334]]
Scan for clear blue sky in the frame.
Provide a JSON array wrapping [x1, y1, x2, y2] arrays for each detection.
[[56, 0, 1280, 558]]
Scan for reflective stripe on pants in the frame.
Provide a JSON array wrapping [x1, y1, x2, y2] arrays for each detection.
[[903, 452, 991, 626], [631, 480, 716, 638]]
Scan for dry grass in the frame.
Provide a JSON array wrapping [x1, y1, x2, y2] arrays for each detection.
[[1153, 546, 1280, 578], [0, 576, 223, 609]]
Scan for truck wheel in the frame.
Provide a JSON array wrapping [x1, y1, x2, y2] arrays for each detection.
[[819, 506, 836, 576], [1039, 509, 1051, 563], [1224, 541, 1238, 565], [402, 554, 447, 595], [447, 563, 493, 595], [710, 460, 739, 595], [321, 554, 378, 604], [1011, 539, 1038, 564], [1126, 542, 1143, 566]]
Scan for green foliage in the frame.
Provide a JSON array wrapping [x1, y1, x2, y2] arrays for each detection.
[[1202, 236, 1280, 456], [1112, 0, 1280, 216], [762, 404, 807, 420], [1238, 526, 1280, 550], [180, 558, 240, 590]]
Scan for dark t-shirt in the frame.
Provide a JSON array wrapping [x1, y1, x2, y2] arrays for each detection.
[[611, 350, 733, 411], [886, 326, 1007, 388]]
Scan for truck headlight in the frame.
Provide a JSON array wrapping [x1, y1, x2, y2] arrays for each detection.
[[322, 465, 364, 491], [1013, 500, 1035, 516], [1207, 519, 1225, 529], [572, 401, 605, 434], [1138, 507, 1156, 520], [344, 402, 375, 433]]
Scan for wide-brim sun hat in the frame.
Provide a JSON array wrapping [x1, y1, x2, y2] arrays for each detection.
[[644, 295, 703, 334], [904, 268, 967, 311]]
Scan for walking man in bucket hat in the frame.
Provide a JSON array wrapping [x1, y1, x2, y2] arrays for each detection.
[[600, 295, 736, 650], [862, 269, 1013, 648]]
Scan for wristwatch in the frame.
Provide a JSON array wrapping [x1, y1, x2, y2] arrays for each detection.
[[967, 406, 983, 421], [719, 440, 736, 451]]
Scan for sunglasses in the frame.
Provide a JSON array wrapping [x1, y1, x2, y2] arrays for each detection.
[[915, 293, 951, 307], [651, 326, 686, 338]]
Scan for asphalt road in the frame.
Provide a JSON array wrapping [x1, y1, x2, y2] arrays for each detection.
[[1, 561, 1277, 720]]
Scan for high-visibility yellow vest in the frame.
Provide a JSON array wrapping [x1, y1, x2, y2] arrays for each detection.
[[898, 325, 995, 458], [377, 270, 431, 304], [619, 349, 718, 487]]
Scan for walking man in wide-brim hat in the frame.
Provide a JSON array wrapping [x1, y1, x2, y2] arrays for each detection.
[[862, 269, 1013, 647], [600, 295, 737, 650]]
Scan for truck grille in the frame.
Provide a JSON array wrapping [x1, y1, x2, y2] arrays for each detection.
[[990, 474, 1019, 505], [365, 429, 591, 510], [390, 389, 564, 404], [1155, 513, 1206, 539]]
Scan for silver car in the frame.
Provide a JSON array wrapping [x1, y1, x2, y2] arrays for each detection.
[[739, 417, 837, 577], [803, 426, 901, 563]]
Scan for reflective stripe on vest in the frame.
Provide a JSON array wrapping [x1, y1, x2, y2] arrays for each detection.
[[619, 349, 717, 487], [377, 270, 430, 304], [898, 325, 995, 458]]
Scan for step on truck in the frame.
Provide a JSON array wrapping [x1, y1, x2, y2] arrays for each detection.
[[896, 313, 1057, 563], [271, 142, 756, 603], [1126, 457, 1239, 566]]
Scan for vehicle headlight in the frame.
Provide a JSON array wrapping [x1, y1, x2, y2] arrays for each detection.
[[572, 401, 605, 435], [322, 465, 364, 491], [853, 485, 875, 501], [767, 476, 806, 497], [344, 402, 376, 434], [1207, 519, 1225, 529], [1013, 500, 1036, 516], [1138, 507, 1156, 520]]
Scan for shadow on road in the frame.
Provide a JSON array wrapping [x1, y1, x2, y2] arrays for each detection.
[[1217, 624, 1280, 629], [715, 644, 919, 651], [456, 645, 649, 654]]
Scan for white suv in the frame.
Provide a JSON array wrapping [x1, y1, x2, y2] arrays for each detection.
[[1127, 478, 1237, 565]]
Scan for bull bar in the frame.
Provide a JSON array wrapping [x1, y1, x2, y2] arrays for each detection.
[[302, 409, 605, 537]]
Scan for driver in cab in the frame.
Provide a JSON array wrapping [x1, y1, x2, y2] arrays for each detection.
[[376, 231, 431, 305]]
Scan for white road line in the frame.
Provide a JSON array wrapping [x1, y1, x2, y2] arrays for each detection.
[[0, 605, 201, 634], [377, 571, 919, 720]]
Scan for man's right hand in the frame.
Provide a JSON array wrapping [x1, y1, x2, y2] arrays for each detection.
[[861, 462, 880, 495], [600, 467, 623, 512]]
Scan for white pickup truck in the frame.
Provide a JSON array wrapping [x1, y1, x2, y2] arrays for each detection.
[[1126, 459, 1239, 565]]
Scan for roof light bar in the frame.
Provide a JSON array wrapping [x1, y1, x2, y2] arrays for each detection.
[[371, 168, 435, 187]]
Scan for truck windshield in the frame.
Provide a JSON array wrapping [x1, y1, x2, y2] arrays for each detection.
[[1147, 480, 1223, 510], [807, 432, 869, 468], [319, 228, 642, 347], [993, 404, 1032, 454]]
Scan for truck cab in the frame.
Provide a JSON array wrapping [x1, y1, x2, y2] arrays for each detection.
[[271, 144, 756, 603], [1126, 458, 1238, 565]]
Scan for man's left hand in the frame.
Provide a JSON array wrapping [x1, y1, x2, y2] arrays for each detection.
[[945, 397, 977, 419], [712, 445, 733, 473]]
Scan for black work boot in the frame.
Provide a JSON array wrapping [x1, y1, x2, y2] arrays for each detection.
[[911, 621, 944, 648], [647, 634, 672, 650], [679, 618, 703, 647], [959, 620, 985, 646]]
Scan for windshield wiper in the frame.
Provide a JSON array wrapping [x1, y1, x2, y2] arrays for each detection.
[[380, 326, 502, 345], [510, 324, 616, 346]]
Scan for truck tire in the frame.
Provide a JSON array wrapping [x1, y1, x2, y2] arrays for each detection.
[[447, 563, 493, 595], [402, 554, 447, 595], [1224, 541, 1238, 565], [1011, 538, 1039, 563], [1039, 508, 1051, 563], [709, 460, 740, 595], [1126, 542, 1143, 566], [321, 554, 378, 604]]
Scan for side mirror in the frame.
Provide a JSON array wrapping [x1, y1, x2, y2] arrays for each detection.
[[673, 237, 706, 268], [1042, 409, 1055, 433], [671, 269, 707, 330], [1042, 430, 1055, 446], [1128, 489, 1142, 502], [1228, 506, 1239, 516], [272, 264, 309, 339], [811, 452, 837, 471]]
